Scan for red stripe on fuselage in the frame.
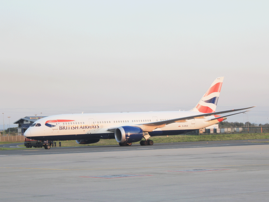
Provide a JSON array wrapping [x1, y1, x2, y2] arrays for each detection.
[[196, 104, 214, 113], [45, 119, 74, 124], [204, 82, 222, 97]]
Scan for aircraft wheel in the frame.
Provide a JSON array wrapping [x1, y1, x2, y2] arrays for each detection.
[[127, 142, 132, 146], [148, 140, 154, 145], [140, 140, 147, 146], [119, 142, 127, 146]]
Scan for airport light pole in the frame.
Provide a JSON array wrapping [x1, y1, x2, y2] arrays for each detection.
[[8, 116, 10, 136], [2, 113, 5, 136]]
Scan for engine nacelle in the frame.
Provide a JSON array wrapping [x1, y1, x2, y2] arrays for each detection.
[[114, 126, 143, 143], [76, 138, 100, 144]]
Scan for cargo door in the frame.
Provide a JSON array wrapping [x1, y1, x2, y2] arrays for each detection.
[[191, 119, 196, 128]]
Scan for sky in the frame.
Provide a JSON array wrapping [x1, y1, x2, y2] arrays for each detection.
[[0, 0, 269, 129]]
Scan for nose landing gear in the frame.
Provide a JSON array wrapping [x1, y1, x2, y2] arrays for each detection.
[[43, 140, 52, 149], [44, 144, 51, 149]]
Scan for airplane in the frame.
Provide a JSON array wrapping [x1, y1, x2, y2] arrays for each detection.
[[24, 77, 254, 149]]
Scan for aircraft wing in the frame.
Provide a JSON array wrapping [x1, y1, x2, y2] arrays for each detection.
[[138, 106, 254, 131], [108, 106, 254, 132]]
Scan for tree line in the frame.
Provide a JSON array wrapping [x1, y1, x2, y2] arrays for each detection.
[[219, 121, 269, 128]]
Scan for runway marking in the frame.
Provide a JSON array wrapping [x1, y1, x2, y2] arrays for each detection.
[[0, 167, 69, 171], [167, 168, 228, 172], [1, 163, 268, 172], [80, 174, 152, 179], [23, 150, 39, 151]]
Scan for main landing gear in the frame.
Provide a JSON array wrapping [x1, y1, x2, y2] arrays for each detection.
[[119, 142, 132, 146], [140, 140, 153, 146], [118, 140, 153, 146]]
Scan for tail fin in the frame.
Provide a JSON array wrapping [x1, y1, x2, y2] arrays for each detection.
[[191, 77, 224, 113]]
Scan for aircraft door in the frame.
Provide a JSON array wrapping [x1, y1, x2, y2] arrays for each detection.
[[42, 120, 59, 136], [88, 118, 97, 134], [51, 120, 59, 134]]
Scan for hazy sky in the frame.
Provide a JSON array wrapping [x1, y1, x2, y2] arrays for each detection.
[[0, 0, 269, 128]]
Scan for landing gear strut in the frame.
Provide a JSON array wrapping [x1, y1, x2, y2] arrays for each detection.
[[119, 142, 132, 146], [43, 141, 51, 149], [140, 140, 153, 146], [44, 144, 51, 149]]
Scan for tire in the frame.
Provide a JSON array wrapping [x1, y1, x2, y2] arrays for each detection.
[[127, 142, 132, 146], [148, 140, 153, 145], [140, 141, 146, 146]]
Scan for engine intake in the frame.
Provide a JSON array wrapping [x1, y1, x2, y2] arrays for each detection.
[[76, 138, 100, 144], [115, 126, 143, 143]]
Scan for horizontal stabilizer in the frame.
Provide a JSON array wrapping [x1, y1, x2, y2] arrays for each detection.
[[207, 111, 249, 121]]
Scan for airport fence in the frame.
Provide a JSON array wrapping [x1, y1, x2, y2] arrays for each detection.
[[201, 127, 269, 134], [0, 135, 25, 142]]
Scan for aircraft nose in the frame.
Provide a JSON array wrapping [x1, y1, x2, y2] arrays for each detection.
[[24, 128, 31, 137]]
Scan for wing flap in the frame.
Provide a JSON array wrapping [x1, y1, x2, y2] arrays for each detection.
[[207, 111, 248, 121]]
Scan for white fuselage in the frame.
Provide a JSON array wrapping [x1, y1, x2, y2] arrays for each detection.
[[24, 110, 220, 141]]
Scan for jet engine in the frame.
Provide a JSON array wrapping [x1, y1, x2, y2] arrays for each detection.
[[114, 126, 143, 143], [76, 138, 100, 144]]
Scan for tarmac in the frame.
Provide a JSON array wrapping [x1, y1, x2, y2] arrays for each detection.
[[1, 140, 269, 201]]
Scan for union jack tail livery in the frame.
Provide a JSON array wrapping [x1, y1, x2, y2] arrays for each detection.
[[192, 77, 224, 113]]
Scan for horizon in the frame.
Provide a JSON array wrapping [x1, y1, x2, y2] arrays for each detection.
[[1, 1, 268, 125]]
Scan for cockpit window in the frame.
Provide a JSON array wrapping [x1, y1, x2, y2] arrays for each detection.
[[31, 123, 36, 127], [36, 123, 41, 127]]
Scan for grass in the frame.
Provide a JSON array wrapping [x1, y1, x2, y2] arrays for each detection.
[[1, 133, 269, 150], [52, 133, 269, 147], [150, 133, 269, 143]]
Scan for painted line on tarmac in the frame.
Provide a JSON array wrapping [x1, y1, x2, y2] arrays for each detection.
[[167, 168, 228, 173], [80, 174, 152, 179], [0, 167, 70, 171], [22, 150, 39, 151]]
